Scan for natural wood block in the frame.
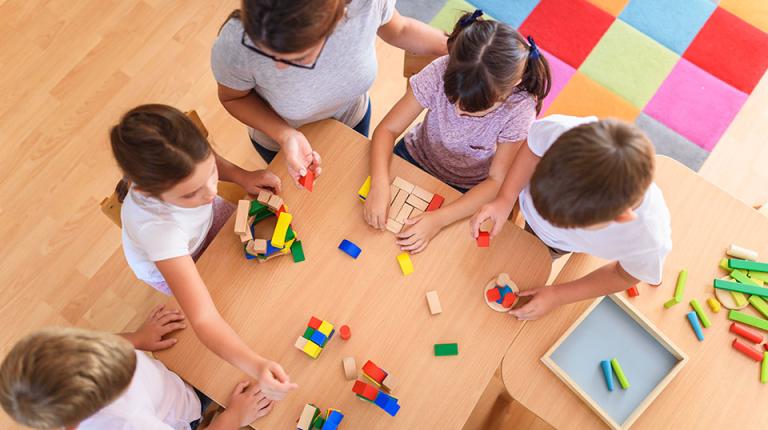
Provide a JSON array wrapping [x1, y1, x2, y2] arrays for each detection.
[[386, 218, 403, 234], [412, 185, 434, 203], [267, 194, 283, 211], [426, 290, 442, 315], [406, 193, 429, 211], [392, 176, 415, 193], [389, 189, 408, 217], [234, 200, 250, 235], [395, 204, 413, 223], [343, 356, 357, 380]]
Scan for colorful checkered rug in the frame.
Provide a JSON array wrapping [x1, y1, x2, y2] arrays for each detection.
[[398, 0, 768, 171]]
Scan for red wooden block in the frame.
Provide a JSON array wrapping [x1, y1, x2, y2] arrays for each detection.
[[683, 8, 768, 94], [362, 360, 387, 384], [308, 316, 322, 330], [426, 194, 445, 212], [352, 380, 378, 401], [340, 325, 351, 340], [732, 338, 763, 362], [299, 171, 315, 192], [626, 285, 639, 297], [476, 231, 490, 247], [520, 0, 614, 68], [486, 287, 501, 302], [730, 322, 764, 344], [501, 292, 518, 308]]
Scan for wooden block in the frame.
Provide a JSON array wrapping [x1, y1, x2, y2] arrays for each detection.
[[303, 340, 322, 359], [411, 185, 434, 203], [317, 321, 334, 337], [406, 193, 429, 211], [299, 171, 314, 191], [727, 244, 759, 261], [674, 269, 687, 302], [362, 360, 387, 384], [291, 240, 305, 263], [496, 273, 512, 287], [271, 212, 293, 248], [707, 297, 721, 313], [730, 322, 764, 344], [600, 360, 614, 392], [389, 184, 398, 204], [426, 194, 445, 211], [434, 343, 459, 356], [294, 336, 308, 351], [234, 200, 250, 235], [730, 268, 761, 286], [763, 352, 768, 384], [396, 252, 413, 276], [308, 316, 322, 330], [339, 325, 351, 340], [610, 358, 630, 389], [389, 189, 408, 217], [714, 278, 768, 298], [358, 176, 371, 200], [410, 208, 423, 219], [732, 338, 763, 362], [381, 374, 397, 392], [663, 298, 680, 309], [426, 290, 442, 315], [748, 295, 768, 319], [385, 218, 403, 234], [246, 239, 267, 256], [729, 310, 768, 331], [297, 404, 319, 430], [392, 176, 414, 193], [486, 287, 501, 302], [476, 231, 490, 247], [395, 204, 413, 223], [687, 311, 705, 341], [342, 357, 357, 380], [690, 299, 711, 328], [257, 190, 271, 204], [626, 285, 639, 297], [267, 194, 283, 211], [750, 271, 768, 283], [239, 227, 253, 243], [730, 258, 768, 273]]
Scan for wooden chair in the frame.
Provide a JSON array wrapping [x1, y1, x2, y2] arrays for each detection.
[[99, 110, 246, 228]]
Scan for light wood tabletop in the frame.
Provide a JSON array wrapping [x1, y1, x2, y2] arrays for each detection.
[[502, 156, 768, 429], [155, 119, 552, 429]]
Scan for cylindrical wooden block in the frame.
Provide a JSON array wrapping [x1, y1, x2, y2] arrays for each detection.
[[732, 338, 763, 362], [729, 322, 764, 344]]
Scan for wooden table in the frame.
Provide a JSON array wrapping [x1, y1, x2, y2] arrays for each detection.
[[502, 156, 768, 429], [156, 120, 552, 429]]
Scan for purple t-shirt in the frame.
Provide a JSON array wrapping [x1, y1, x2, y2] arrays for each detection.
[[405, 56, 537, 189]]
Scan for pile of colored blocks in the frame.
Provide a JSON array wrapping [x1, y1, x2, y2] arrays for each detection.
[[486, 283, 518, 309], [357, 175, 444, 234], [294, 316, 335, 359], [351, 360, 400, 416], [234, 190, 304, 264], [296, 403, 343, 430]]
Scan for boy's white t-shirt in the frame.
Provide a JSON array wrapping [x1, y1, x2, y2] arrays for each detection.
[[79, 350, 201, 430], [519, 115, 672, 285], [121, 188, 213, 285]]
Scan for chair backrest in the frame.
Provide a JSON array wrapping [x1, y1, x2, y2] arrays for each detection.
[[100, 110, 245, 227]]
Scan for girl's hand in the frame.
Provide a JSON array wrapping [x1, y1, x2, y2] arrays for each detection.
[[220, 381, 274, 426], [238, 170, 282, 197], [125, 304, 186, 352], [364, 179, 391, 230], [395, 212, 443, 254], [281, 129, 322, 186], [508, 287, 562, 320], [255, 359, 299, 401], [469, 199, 512, 239]]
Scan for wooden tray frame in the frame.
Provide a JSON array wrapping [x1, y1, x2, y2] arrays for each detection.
[[541, 294, 688, 430]]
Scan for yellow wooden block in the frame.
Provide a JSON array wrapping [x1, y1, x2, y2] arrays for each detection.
[[271, 212, 292, 248], [358, 176, 371, 200], [281, 239, 295, 254], [707, 297, 721, 313], [362, 373, 382, 387], [318, 321, 334, 337], [397, 252, 414, 276], [303, 340, 322, 359]]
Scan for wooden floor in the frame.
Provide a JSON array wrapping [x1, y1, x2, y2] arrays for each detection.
[[0, 1, 764, 428]]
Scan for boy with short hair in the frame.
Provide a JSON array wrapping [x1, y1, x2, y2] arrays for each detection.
[[471, 115, 672, 320], [0, 305, 273, 429]]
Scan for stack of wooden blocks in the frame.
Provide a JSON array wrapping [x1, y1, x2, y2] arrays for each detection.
[[351, 360, 401, 417], [294, 316, 335, 359], [233, 190, 305, 264], [358, 175, 445, 234], [296, 403, 344, 430]]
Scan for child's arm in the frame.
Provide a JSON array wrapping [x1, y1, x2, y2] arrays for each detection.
[[218, 84, 321, 185], [119, 304, 186, 351], [213, 152, 281, 196], [509, 262, 638, 320], [204, 381, 273, 429], [469, 143, 541, 238], [364, 87, 425, 230], [156, 256, 298, 400], [395, 140, 520, 254], [377, 10, 448, 56]]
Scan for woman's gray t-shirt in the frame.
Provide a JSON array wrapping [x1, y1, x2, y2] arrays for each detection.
[[211, 0, 396, 150]]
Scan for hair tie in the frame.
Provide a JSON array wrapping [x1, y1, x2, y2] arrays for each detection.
[[527, 35, 541, 60], [459, 9, 484, 28]]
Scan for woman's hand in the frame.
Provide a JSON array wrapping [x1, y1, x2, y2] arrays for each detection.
[[395, 211, 444, 254], [281, 129, 321, 186]]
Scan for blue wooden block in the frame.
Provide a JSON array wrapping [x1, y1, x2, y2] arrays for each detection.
[[309, 330, 327, 347], [496, 285, 512, 304], [338, 239, 361, 259], [382, 397, 400, 417], [600, 360, 614, 391], [264, 240, 282, 256], [244, 246, 257, 260], [374, 391, 392, 409], [686, 311, 704, 341], [322, 410, 344, 429]]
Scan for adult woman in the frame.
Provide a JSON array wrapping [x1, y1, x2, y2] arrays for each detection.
[[212, 0, 447, 183]]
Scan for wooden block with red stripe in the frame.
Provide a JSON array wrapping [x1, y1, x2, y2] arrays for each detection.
[[308, 316, 322, 330], [352, 380, 378, 401], [362, 360, 387, 384], [426, 194, 445, 212]]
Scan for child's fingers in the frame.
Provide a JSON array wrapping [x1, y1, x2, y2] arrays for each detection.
[[159, 322, 187, 335], [490, 217, 505, 237], [255, 401, 274, 418], [409, 240, 428, 254], [149, 304, 165, 319], [517, 288, 538, 296], [153, 337, 178, 350], [233, 380, 250, 395], [399, 237, 423, 251], [158, 312, 185, 325]]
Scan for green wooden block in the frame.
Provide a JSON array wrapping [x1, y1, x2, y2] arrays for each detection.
[[291, 240, 305, 263], [729, 310, 768, 331], [434, 343, 459, 356], [714, 278, 768, 298], [762, 352, 768, 384], [749, 271, 768, 283], [252, 208, 275, 223], [749, 296, 768, 319], [285, 225, 296, 242], [611, 358, 630, 389], [729, 259, 768, 273], [674, 270, 687, 302], [730, 269, 761, 287], [690, 299, 711, 328], [731, 291, 749, 308], [663, 298, 680, 308], [310, 415, 325, 429], [303, 327, 315, 340], [249, 200, 267, 216]]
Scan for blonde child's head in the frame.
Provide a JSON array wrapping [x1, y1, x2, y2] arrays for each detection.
[[530, 119, 656, 228], [445, 10, 552, 114], [110, 104, 217, 208], [0, 328, 136, 429]]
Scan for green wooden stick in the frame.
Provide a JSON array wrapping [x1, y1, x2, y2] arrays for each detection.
[[611, 358, 630, 389], [729, 310, 768, 331], [762, 352, 768, 384], [690, 299, 711, 328], [714, 278, 768, 298], [674, 270, 687, 302], [729, 259, 768, 273], [731, 291, 749, 307], [749, 296, 768, 319], [663, 298, 680, 309], [434, 343, 458, 356], [750, 271, 768, 283], [730, 269, 761, 286]]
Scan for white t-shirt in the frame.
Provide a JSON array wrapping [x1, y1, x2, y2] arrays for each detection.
[[79, 350, 201, 430], [519, 115, 672, 284], [121, 188, 213, 285]]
